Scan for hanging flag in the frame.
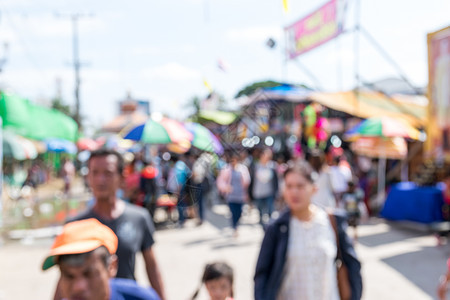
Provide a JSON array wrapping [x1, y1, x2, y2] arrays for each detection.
[[217, 58, 230, 72], [203, 78, 213, 93], [282, 0, 289, 13]]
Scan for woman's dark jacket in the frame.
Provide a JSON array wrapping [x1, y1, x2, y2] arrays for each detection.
[[254, 209, 363, 300]]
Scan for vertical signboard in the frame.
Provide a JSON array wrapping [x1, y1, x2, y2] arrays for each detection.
[[427, 26, 450, 161], [0, 118, 3, 228]]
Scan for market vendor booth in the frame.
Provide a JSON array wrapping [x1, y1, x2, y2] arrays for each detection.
[[381, 182, 444, 223]]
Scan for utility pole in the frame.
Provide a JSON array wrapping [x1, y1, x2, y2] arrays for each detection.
[[57, 12, 93, 129], [0, 42, 8, 73], [72, 14, 81, 129]]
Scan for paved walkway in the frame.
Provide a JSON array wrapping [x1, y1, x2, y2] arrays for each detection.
[[0, 204, 449, 299]]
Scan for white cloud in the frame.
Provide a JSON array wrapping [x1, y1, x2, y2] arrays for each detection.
[[184, 0, 203, 4], [0, 27, 19, 44], [82, 69, 120, 84], [2, 67, 69, 93], [140, 63, 201, 80], [323, 47, 354, 65], [225, 26, 283, 44], [1, 14, 106, 39], [131, 44, 196, 56], [0, 0, 33, 5], [131, 46, 163, 56]]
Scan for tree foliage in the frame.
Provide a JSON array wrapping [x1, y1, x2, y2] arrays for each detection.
[[50, 97, 82, 129], [51, 97, 72, 117]]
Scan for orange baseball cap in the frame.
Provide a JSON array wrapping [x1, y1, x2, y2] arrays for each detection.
[[42, 218, 118, 271]]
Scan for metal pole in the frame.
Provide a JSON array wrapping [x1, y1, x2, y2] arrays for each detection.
[[353, 0, 360, 115], [72, 15, 81, 129], [282, 29, 288, 82], [293, 59, 324, 91]]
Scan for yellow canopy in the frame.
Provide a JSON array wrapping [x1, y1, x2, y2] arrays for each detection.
[[309, 91, 428, 128]]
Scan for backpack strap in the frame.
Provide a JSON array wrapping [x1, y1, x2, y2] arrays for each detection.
[[328, 213, 342, 263], [328, 212, 352, 300]]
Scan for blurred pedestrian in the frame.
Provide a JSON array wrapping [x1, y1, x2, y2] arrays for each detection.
[[329, 155, 350, 205], [254, 160, 362, 300], [122, 157, 141, 204], [22, 163, 40, 189], [308, 149, 337, 209], [249, 148, 279, 228], [42, 218, 160, 300], [441, 169, 450, 221], [61, 157, 75, 195], [217, 152, 250, 237], [140, 161, 159, 220], [191, 262, 234, 300], [342, 180, 364, 241], [167, 154, 191, 226], [192, 152, 214, 225]]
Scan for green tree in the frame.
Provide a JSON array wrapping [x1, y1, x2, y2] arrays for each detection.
[[51, 97, 72, 117], [50, 97, 83, 131], [184, 96, 201, 122]]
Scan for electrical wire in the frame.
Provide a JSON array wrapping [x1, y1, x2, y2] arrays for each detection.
[[0, 5, 50, 83]]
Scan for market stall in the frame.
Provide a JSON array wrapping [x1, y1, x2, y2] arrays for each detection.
[[381, 182, 444, 223]]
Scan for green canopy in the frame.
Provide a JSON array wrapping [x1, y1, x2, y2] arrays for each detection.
[[0, 92, 78, 142], [198, 110, 238, 125]]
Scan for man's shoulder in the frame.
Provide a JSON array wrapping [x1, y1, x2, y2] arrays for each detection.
[[122, 203, 154, 230], [110, 278, 160, 300], [66, 208, 96, 224]]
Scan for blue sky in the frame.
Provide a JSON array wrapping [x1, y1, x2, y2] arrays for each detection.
[[0, 0, 448, 134]]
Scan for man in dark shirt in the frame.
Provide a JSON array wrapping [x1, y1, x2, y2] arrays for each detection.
[[42, 218, 160, 300], [60, 149, 166, 300]]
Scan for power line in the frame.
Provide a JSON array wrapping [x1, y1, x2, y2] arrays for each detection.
[[0, 7, 49, 81], [360, 26, 422, 95]]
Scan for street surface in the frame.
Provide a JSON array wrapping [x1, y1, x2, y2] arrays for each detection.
[[0, 204, 449, 300]]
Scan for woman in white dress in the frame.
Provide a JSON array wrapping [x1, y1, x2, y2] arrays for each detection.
[[254, 160, 362, 300]]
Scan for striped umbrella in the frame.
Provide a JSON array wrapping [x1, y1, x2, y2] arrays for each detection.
[[345, 116, 421, 140], [184, 122, 224, 154], [350, 136, 407, 160], [123, 118, 193, 144]]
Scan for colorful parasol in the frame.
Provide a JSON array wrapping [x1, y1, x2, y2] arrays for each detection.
[[43, 138, 77, 154], [167, 140, 192, 154], [345, 116, 421, 141], [76, 137, 100, 151], [97, 134, 135, 151], [350, 136, 407, 160], [122, 118, 192, 144], [2, 130, 38, 160], [345, 116, 420, 208], [184, 122, 224, 154]]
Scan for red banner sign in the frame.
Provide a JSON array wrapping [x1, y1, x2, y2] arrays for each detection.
[[285, 0, 344, 59]]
